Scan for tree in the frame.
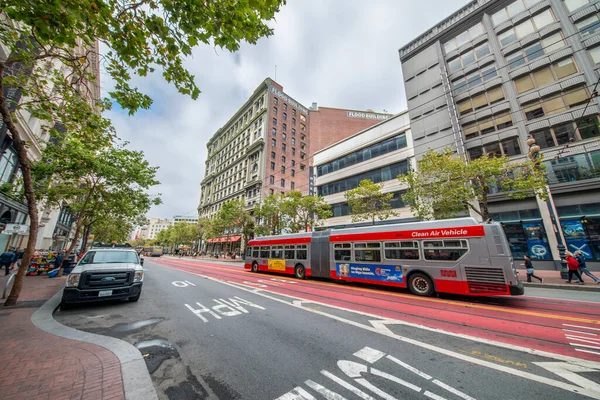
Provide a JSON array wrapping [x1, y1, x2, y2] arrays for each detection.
[[344, 179, 396, 225], [399, 149, 548, 221], [0, 0, 287, 305], [279, 191, 332, 232], [212, 199, 252, 252], [253, 194, 282, 236]]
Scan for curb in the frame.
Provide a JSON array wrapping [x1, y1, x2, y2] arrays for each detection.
[[31, 289, 158, 400], [522, 282, 600, 292]]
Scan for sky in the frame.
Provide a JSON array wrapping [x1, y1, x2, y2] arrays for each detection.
[[105, 0, 470, 219]]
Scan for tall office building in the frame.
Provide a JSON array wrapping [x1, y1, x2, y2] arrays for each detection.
[[198, 79, 311, 218], [399, 0, 600, 266]]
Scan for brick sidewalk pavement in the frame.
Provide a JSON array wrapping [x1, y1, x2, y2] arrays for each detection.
[[0, 275, 125, 400]]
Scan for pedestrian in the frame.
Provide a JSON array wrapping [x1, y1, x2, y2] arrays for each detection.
[[0, 247, 17, 276], [521, 255, 542, 283], [565, 251, 584, 285], [575, 250, 600, 284], [54, 251, 65, 270]]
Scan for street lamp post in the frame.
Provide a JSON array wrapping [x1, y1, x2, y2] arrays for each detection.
[[526, 137, 568, 279]]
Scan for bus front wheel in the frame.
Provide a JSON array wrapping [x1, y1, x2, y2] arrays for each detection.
[[295, 264, 306, 279], [251, 262, 259, 272], [408, 273, 434, 297]]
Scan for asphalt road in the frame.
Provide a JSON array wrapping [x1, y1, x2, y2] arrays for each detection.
[[55, 257, 600, 400]]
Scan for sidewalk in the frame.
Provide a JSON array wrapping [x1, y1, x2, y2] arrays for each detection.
[[517, 268, 600, 292], [164, 255, 244, 263], [0, 274, 125, 400]]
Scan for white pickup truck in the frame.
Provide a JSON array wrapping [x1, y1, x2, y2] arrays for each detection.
[[61, 246, 144, 308]]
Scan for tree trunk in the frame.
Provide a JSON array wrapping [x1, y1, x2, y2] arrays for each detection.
[[0, 64, 40, 307], [65, 183, 96, 259], [480, 190, 489, 221]]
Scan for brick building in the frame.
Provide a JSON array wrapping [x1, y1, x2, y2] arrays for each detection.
[[308, 105, 393, 156]]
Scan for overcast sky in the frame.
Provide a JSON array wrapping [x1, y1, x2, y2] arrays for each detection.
[[106, 0, 470, 219]]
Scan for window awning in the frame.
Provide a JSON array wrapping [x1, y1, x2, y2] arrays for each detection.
[[207, 236, 241, 243]]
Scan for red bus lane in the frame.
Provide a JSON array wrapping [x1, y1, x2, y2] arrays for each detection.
[[151, 257, 600, 362]]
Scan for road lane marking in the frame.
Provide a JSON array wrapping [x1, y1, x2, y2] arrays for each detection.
[[353, 347, 385, 364], [275, 387, 316, 400], [386, 355, 433, 380], [159, 259, 600, 325], [535, 362, 600, 394], [563, 329, 598, 336], [184, 296, 265, 322], [172, 280, 196, 287], [431, 379, 475, 400], [564, 324, 600, 331], [185, 302, 222, 323], [566, 336, 600, 344], [578, 349, 600, 356], [305, 380, 348, 400], [155, 262, 600, 398], [321, 371, 375, 400], [424, 391, 447, 400]]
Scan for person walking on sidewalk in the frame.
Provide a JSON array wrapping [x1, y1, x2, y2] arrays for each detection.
[[521, 255, 542, 283], [566, 251, 585, 285], [0, 247, 17, 276], [575, 250, 600, 284]]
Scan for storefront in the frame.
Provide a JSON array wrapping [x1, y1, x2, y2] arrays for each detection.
[[205, 235, 242, 255], [556, 203, 600, 261]]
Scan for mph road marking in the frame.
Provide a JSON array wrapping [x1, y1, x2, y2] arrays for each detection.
[[276, 346, 475, 400], [563, 324, 600, 357], [185, 296, 265, 323], [155, 262, 600, 398]]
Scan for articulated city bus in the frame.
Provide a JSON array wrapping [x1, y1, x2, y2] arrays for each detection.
[[245, 218, 524, 297]]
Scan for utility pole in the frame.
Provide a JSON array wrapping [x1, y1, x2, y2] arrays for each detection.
[[526, 137, 568, 279]]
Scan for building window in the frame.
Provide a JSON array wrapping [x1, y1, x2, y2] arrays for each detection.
[[273, 97, 278, 105], [282, 155, 286, 163], [300, 114, 306, 123], [282, 143, 286, 152], [281, 166, 286, 173], [271, 162, 275, 170], [292, 148, 296, 156], [273, 118, 277, 125], [291, 182, 295, 190], [443, 23, 485, 53], [292, 128, 296, 135], [282, 133, 286, 141], [589, 46, 600, 64], [498, 9, 555, 46], [564, 0, 591, 13], [283, 112, 287, 120], [291, 169, 295, 177], [300, 123, 306, 131], [492, 0, 543, 26], [462, 112, 513, 139], [576, 13, 600, 37], [292, 109, 296, 116], [300, 164, 306, 171], [532, 117, 600, 148], [468, 138, 522, 160], [272, 127, 277, 136], [318, 161, 409, 196], [271, 151, 276, 159], [452, 65, 497, 93], [301, 134, 306, 142], [270, 175, 275, 184], [457, 87, 505, 116], [272, 138, 276, 147], [506, 33, 565, 69], [523, 86, 589, 121], [269, 188, 274, 195], [0, 149, 18, 184], [281, 179, 285, 188], [514, 58, 578, 94], [283, 103, 287, 111], [291, 137, 296, 145], [447, 43, 491, 73], [273, 106, 278, 115], [292, 118, 296, 125], [291, 160, 295, 167]]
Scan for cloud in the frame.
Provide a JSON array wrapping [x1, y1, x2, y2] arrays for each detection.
[[105, 0, 470, 219]]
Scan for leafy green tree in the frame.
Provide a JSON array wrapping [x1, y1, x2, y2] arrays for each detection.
[[279, 191, 332, 232], [0, 0, 286, 305], [253, 194, 282, 236], [399, 149, 548, 221], [344, 179, 396, 225], [212, 199, 252, 251], [89, 214, 134, 244]]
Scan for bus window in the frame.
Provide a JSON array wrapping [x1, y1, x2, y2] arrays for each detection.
[[284, 245, 296, 259], [384, 241, 420, 260], [271, 245, 283, 259], [296, 244, 308, 260], [252, 248, 259, 258], [354, 242, 381, 262], [423, 240, 468, 261], [246, 247, 252, 257], [260, 246, 270, 258], [334, 243, 351, 261]]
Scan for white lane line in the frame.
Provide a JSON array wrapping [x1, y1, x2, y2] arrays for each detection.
[[577, 349, 600, 356], [431, 379, 476, 400], [566, 336, 600, 344], [371, 367, 421, 392], [424, 391, 448, 400], [275, 387, 316, 400], [563, 329, 598, 336], [305, 380, 348, 400], [355, 378, 396, 400], [563, 324, 600, 332], [571, 343, 600, 350], [321, 370, 376, 400], [161, 268, 600, 398], [386, 355, 432, 380], [353, 347, 386, 364]]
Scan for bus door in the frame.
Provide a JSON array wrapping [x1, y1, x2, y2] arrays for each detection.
[[309, 231, 330, 278]]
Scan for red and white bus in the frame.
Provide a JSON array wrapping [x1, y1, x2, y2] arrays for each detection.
[[245, 218, 523, 297]]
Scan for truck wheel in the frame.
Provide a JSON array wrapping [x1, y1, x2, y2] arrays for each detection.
[[408, 273, 435, 297], [129, 292, 141, 302]]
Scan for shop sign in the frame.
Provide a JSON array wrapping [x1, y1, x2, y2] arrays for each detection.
[[4, 223, 29, 235]]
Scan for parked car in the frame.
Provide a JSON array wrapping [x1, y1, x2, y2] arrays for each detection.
[[61, 245, 144, 308]]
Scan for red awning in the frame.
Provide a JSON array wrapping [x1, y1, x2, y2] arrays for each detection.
[[207, 236, 241, 243]]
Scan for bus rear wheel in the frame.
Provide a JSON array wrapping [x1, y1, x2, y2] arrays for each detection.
[[295, 264, 306, 279], [408, 273, 434, 297], [251, 262, 259, 272]]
